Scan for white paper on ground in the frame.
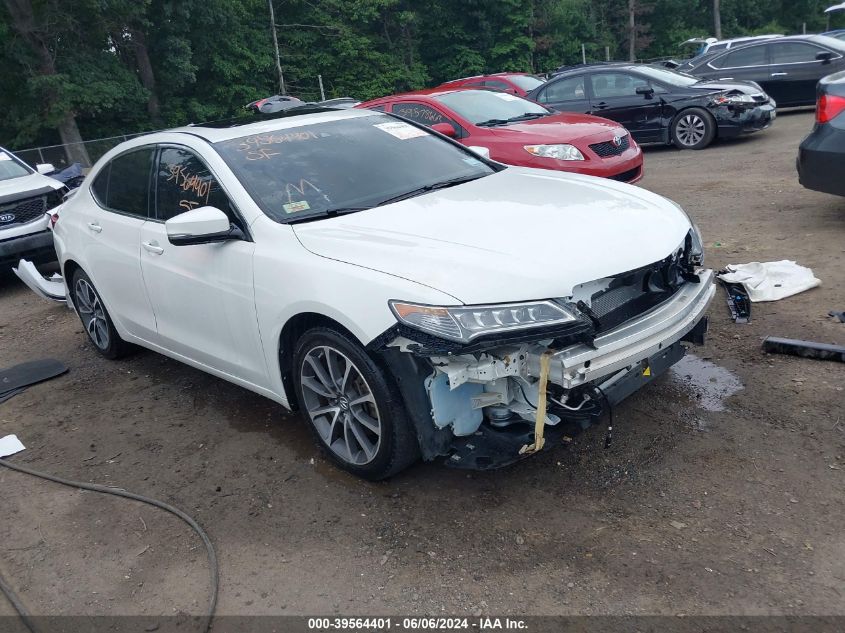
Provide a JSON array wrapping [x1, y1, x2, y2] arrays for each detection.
[[0, 434, 25, 457], [718, 260, 821, 302]]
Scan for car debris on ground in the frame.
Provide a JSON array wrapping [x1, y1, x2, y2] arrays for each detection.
[[717, 260, 820, 302]]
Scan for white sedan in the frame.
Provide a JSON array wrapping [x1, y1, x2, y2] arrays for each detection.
[[50, 108, 714, 479]]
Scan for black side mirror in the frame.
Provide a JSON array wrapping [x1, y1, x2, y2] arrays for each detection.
[[636, 85, 655, 98], [816, 51, 834, 64]]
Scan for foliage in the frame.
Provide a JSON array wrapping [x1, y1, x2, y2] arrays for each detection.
[[0, 0, 842, 148]]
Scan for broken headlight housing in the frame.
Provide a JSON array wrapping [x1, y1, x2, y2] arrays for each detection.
[[689, 222, 704, 266], [524, 144, 584, 161], [714, 92, 758, 105], [389, 300, 579, 343]]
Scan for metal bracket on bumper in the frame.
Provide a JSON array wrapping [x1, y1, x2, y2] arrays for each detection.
[[526, 269, 715, 389]]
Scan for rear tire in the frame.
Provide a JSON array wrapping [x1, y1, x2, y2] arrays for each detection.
[[671, 107, 716, 150], [71, 269, 131, 360], [292, 327, 420, 480]]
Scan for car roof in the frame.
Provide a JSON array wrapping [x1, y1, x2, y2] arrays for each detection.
[[167, 107, 378, 143], [442, 72, 531, 83], [361, 88, 490, 107]]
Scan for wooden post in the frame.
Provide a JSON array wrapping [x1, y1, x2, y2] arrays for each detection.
[[318, 74, 325, 101], [628, 0, 636, 62], [582, 43, 586, 64], [268, 0, 286, 95]]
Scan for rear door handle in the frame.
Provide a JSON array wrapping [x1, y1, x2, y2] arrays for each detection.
[[142, 240, 164, 255], [87, 222, 102, 233], [771, 72, 788, 77], [594, 102, 609, 110]]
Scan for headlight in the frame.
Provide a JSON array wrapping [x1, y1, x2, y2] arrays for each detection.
[[524, 144, 584, 161], [389, 300, 579, 343], [715, 93, 757, 105]]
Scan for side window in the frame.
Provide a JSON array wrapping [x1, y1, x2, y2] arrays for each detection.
[[539, 75, 586, 103], [771, 43, 828, 64], [590, 73, 650, 98], [366, 104, 387, 112], [713, 45, 768, 69], [92, 148, 154, 217], [392, 102, 447, 126], [155, 147, 242, 230], [91, 163, 110, 206]]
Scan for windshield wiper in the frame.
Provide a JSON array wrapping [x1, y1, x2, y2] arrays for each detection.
[[286, 206, 371, 225], [506, 112, 549, 122], [477, 112, 549, 127], [375, 174, 485, 206], [476, 118, 511, 127]]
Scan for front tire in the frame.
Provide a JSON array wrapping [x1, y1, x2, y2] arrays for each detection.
[[671, 107, 716, 150], [293, 327, 420, 480], [71, 269, 131, 359]]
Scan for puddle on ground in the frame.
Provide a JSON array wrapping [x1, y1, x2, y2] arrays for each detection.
[[669, 353, 744, 412]]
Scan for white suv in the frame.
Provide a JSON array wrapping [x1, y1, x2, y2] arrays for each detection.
[[51, 108, 714, 479], [0, 147, 66, 272]]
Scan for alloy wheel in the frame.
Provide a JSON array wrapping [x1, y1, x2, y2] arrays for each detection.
[[300, 345, 382, 466], [676, 114, 706, 146], [75, 278, 110, 350]]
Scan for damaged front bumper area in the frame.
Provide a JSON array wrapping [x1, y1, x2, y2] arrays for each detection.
[[379, 269, 715, 470], [12, 259, 67, 302]]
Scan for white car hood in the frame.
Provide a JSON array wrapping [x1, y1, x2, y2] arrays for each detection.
[[0, 171, 64, 200], [293, 167, 693, 305]]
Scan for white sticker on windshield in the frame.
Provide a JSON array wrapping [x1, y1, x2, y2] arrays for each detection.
[[283, 200, 310, 214], [0, 152, 11, 161], [493, 93, 520, 101], [373, 122, 428, 140]]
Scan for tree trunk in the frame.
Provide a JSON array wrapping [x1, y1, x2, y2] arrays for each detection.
[[4, 0, 91, 165], [628, 0, 636, 62], [713, 0, 722, 39], [268, 0, 285, 95], [129, 28, 162, 125], [57, 112, 90, 166]]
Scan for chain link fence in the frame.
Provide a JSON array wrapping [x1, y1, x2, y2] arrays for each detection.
[[12, 131, 158, 170]]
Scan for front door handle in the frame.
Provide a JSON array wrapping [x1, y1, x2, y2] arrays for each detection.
[[771, 72, 788, 77], [142, 240, 164, 255], [594, 102, 609, 110], [87, 222, 102, 233]]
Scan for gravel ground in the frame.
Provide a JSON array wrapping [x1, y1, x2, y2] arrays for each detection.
[[0, 110, 843, 621]]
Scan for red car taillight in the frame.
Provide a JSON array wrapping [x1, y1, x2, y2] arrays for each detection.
[[816, 94, 845, 124]]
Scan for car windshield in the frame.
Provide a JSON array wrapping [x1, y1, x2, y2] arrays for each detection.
[[0, 149, 33, 182], [433, 90, 551, 126], [214, 114, 496, 223], [635, 66, 702, 87], [508, 75, 545, 91]]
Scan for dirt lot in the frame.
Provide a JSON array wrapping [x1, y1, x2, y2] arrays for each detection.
[[1, 110, 843, 621]]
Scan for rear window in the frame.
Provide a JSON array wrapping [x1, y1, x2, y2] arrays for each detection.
[[508, 75, 544, 91]]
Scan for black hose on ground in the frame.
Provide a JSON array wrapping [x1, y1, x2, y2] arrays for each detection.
[[0, 456, 218, 633]]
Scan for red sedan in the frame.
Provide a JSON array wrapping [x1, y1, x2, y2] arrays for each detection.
[[437, 72, 545, 96], [357, 89, 643, 183]]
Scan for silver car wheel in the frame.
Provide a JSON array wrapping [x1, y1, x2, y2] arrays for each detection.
[[75, 278, 110, 350], [676, 113, 706, 146], [300, 345, 382, 466]]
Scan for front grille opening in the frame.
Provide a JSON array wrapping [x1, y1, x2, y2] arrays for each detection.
[[0, 194, 47, 227], [589, 254, 687, 333], [590, 134, 630, 158], [608, 166, 641, 182]]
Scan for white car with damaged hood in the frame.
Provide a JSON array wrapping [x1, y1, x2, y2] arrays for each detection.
[[45, 107, 715, 479]]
